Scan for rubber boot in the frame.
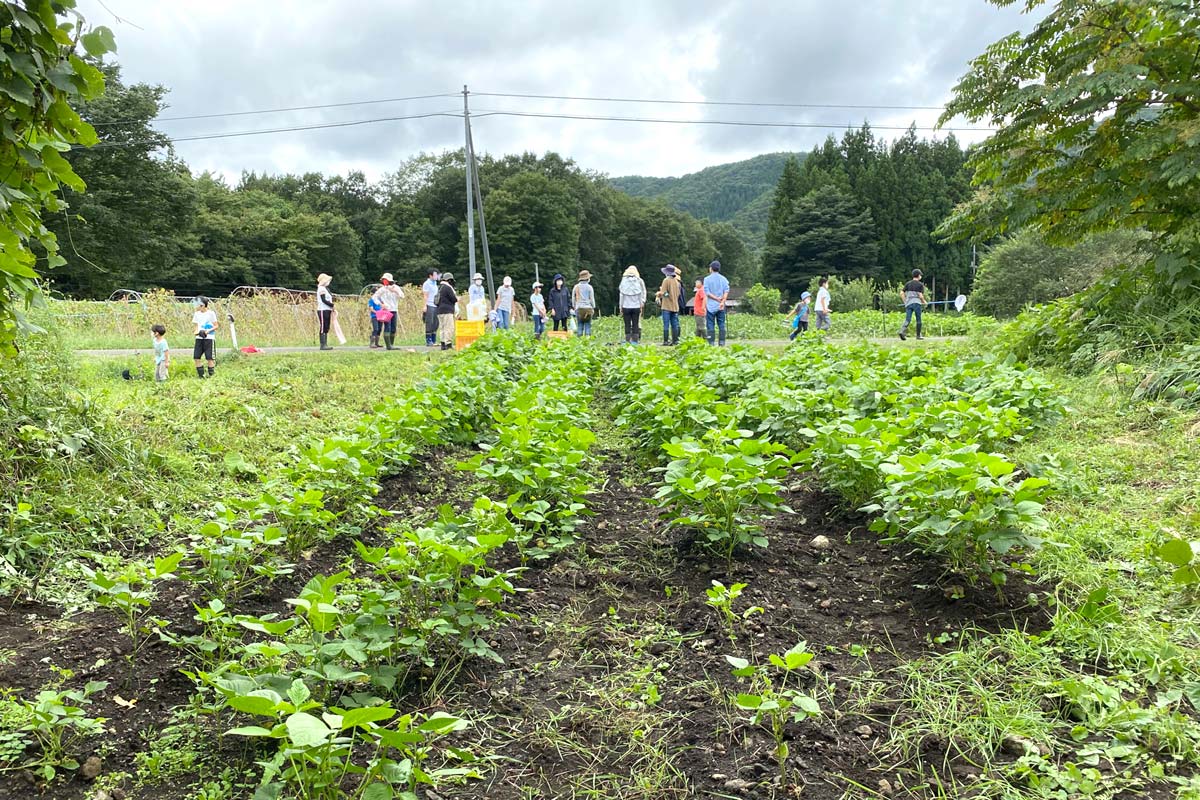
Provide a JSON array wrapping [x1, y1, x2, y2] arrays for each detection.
[[899, 324, 907, 341], [369, 334, 380, 349], [196, 366, 205, 379], [206, 365, 215, 377], [915, 323, 923, 340], [384, 334, 395, 350], [319, 333, 332, 351]]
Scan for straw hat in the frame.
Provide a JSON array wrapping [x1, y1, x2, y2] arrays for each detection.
[[578, 269, 591, 281], [317, 273, 332, 286], [623, 265, 639, 278]]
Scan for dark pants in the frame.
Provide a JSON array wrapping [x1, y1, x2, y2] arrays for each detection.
[[371, 316, 382, 337], [553, 316, 568, 331], [661, 310, 680, 342], [902, 303, 923, 336], [381, 316, 397, 335], [706, 309, 727, 346], [424, 306, 438, 345], [622, 308, 641, 343], [317, 309, 332, 334], [789, 319, 808, 340]]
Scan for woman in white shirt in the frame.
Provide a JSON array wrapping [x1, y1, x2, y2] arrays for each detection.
[[191, 296, 219, 377], [370, 273, 405, 350], [495, 276, 515, 330], [316, 273, 334, 350]]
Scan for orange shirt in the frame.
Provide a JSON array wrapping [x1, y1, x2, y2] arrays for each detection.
[[693, 288, 705, 315]]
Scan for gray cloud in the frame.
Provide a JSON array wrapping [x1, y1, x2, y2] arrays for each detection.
[[80, 0, 1043, 180]]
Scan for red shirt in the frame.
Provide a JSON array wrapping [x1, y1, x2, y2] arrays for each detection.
[[693, 288, 705, 315]]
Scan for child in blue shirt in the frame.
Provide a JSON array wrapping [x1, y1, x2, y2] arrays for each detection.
[[789, 292, 811, 341]]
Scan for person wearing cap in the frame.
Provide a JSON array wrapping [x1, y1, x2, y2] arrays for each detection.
[[789, 292, 812, 340], [530, 281, 547, 339], [655, 264, 684, 346], [691, 279, 706, 339], [316, 273, 335, 350], [702, 260, 731, 346], [371, 273, 405, 350], [421, 268, 440, 347], [547, 274, 571, 332], [617, 265, 647, 345], [436, 272, 459, 350], [495, 276, 515, 330], [572, 270, 596, 337], [467, 273, 488, 321], [191, 296, 219, 377]]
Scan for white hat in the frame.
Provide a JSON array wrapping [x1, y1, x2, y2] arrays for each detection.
[[380, 273, 394, 283]]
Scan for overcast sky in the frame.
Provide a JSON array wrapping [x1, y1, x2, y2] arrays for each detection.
[[78, 0, 1043, 182]]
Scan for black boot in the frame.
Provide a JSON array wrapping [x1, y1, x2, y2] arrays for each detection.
[[369, 334, 380, 349], [196, 366, 205, 379], [206, 365, 215, 377], [319, 333, 332, 351], [915, 324, 923, 340], [384, 334, 395, 350]]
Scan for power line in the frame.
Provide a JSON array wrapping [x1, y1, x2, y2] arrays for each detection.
[[92, 92, 461, 126], [86, 110, 464, 148], [473, 90, 949, 112], [470, 109, 995, 133]]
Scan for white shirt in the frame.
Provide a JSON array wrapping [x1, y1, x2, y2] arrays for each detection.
[[316, 286, 333, 311], [422, 278, 438, 308], [372, 284, 403, 312], [192, 309, 217, 339], [530, 293, 547, 317], [816, 287, 831, 313], [496, 286, 515, 312]]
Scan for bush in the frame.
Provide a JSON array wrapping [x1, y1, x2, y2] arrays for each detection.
[[807, 276, 876, 312], [972, 230, 1148, 318], [744, 283, 783, 315]]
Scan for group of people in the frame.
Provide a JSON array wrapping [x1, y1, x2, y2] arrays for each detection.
[[330, 260, 737, 350], [783, 269, 928, 340]]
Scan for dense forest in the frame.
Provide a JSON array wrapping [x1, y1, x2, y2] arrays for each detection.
[[609, 152, 799, 249], [761, 126, 975, 300], [45, 66, 751, 307]]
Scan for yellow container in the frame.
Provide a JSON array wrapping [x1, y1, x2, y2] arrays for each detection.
[[455, 333, 481, 351], [456, 320, 486, 338], [547, 330, 572, 341]]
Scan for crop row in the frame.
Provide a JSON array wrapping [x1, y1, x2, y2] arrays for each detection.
[[606, 337, 1064, 586]]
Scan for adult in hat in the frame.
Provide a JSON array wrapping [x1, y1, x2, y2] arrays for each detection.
[[371, 273, 404, 350], [572, 269, 596, 337], [316, 273, 335, 350], [617, 265, 647, 345], [435, 272, 459, 350], [495, 275, 515, 330], [655, 264, 683, 346], [702, 260, 730, 346]]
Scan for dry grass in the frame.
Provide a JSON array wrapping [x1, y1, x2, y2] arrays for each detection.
[[40, 288, 428, 349]]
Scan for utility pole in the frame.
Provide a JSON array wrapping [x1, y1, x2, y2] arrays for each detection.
[[463, 85, 477, 282], [468, 123, 495, 300]]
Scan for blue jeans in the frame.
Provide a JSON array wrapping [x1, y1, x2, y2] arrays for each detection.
[[902, 303, 923, 336], [533, 314, 545, 337], [576, 318, 591, 337], [705, 309, 726, 346], [661, 310, 680, 343], [496, 308, 511, 329]]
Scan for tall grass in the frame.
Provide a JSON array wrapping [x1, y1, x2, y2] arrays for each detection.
[[37, 288, 427, 349]]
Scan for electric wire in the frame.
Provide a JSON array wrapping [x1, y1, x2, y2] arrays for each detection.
[[472, 90, 949, 112], [469, 109, 994, 133], [93, 93, 461, 126]]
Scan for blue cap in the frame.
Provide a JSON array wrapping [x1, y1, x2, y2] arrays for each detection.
[[709, 260, 721, 271], [801, 291, 811, 300]]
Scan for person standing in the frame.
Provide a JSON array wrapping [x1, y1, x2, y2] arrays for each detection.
[[371, 273, 404, 350], [547, 274, 571, 332], [655, 264, 683, 346], [899, 269, 927, 340], [617, 265, 647, 345], [368, 295, 383, 349], [316, 273, 335, 350], [495, 276, 515, 330], [702, 261, 730, 346], [436, 272, 459, 350], [191, 296, 219, 377], [421, 269, 440, 347], [691, 279, 706, 339], [151, 324, 170, 382], [572, 270, 596, 337], [789, 292, 812, 340], [530, 281, 547, 339], [814, 277, 832, 331]]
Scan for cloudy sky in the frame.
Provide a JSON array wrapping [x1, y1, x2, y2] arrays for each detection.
[[78, 0, 1044, 182]]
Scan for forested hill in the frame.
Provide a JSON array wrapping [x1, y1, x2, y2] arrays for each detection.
[[609, 152, 804, 249]]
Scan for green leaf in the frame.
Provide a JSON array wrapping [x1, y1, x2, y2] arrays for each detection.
[[227, 691, 282, 717], [340, 706, 397, 729], [1157, 539, 1194, 568], [227, 725, 274, 737], [361, 783, 394, 800], [284, 711, 331, 748]]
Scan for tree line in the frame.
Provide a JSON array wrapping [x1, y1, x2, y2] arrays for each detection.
[[761, 125, 975, 301], [44, 66, 751, 309]]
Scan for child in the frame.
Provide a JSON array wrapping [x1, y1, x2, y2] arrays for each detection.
[[192, 296, 219, 378], [368, 296, 383, 349], [692, 279, 706, 338], [814, 277, 832, 331], [530, 281, 547, 339], [789, 292, 811, 340], [151, 324, 170, 382]]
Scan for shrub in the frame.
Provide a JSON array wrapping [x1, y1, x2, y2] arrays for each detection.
[[807, 276, 876, 312], [744, 283, 783, 315]]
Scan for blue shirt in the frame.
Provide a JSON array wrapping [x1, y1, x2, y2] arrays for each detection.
[[703, 273, 730, 313]]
